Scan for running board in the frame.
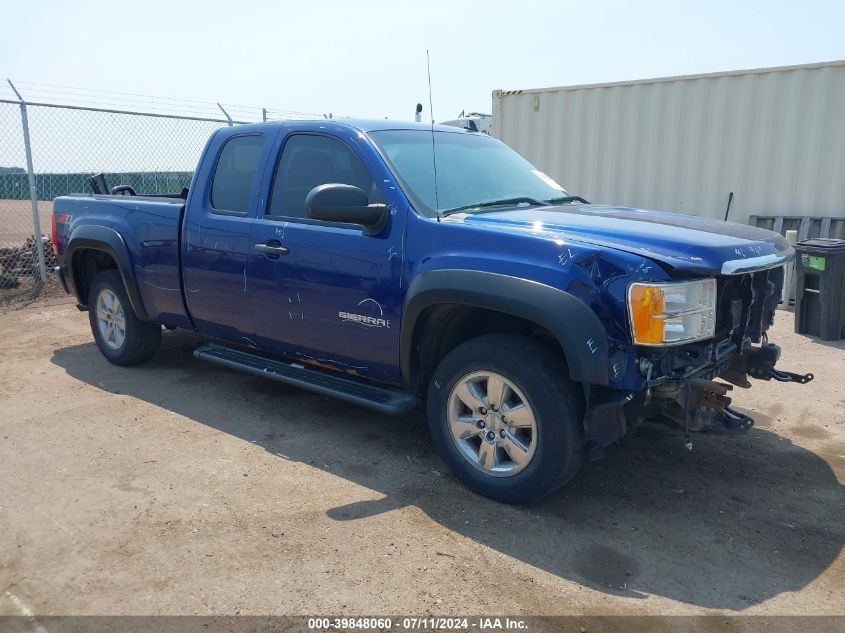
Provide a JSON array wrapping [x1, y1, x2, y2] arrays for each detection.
[[193, 344, 418, 415]]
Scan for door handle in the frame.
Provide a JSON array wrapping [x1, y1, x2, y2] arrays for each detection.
[[254, 242, 290, 256]]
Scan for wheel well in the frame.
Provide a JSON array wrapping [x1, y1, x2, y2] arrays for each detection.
[[409, 304, 565, 396], [73, 249, 118, 306]]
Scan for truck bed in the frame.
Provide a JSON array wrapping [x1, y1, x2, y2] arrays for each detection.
[[84, 193, 185, 203], [53, 194, 191, 329]]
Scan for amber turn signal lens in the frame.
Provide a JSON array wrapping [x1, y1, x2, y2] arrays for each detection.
[[629, 284, 666, 345]]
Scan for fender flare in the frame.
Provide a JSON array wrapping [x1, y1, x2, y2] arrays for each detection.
[[401, 270, 609, 387], [66, 225, 149, 321]]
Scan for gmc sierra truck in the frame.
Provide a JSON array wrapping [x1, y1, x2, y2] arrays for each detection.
[[52, 120, 812, 503]]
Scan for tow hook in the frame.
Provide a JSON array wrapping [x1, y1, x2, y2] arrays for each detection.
[[722, 406, 755, 432], [768, 369, 814, 384], [745, 341, 814, 384]]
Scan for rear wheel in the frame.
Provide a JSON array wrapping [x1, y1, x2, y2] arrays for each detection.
[[426, 334, 584, 503], [88, 270, 161, 366]]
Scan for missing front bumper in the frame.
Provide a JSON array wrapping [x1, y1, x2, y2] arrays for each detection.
[[583, 338, 813, 455]]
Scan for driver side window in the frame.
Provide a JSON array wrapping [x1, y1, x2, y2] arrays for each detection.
[[268, 134, 378, 220]]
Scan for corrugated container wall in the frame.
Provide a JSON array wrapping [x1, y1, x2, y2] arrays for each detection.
[[492, 61, 845, 227]]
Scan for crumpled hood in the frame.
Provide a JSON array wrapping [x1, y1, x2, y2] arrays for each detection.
[[456, 204, 792, 275]]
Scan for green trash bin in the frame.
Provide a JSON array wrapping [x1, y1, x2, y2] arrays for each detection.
[[793, 238, 845, 340]]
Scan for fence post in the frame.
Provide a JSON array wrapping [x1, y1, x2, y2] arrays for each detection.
[[7, 79, 47, 283], [217, 103, 233, 126]]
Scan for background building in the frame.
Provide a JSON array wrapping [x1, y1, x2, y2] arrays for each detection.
[[492, 60, 845, 236]]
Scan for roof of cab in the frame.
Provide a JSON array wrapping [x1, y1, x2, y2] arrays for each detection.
[[228, 118, 472, 135], [339, 119, 471, 133]]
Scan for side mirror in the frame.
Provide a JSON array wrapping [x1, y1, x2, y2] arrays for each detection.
[[306, 183, 388, 236]]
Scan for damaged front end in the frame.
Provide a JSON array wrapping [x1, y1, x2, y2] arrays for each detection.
[[584, 265, 813, 458]]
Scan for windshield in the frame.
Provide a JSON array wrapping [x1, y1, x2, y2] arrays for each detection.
[[368, 130, 568, 216]]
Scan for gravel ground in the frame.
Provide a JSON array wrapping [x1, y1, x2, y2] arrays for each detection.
[[0, 305, 842, 618]]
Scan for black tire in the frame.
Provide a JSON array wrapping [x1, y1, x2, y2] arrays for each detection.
[[88, 270, 161, 366], [426, 334, 584, 503]]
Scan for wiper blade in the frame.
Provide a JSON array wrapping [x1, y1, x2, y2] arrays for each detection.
[[545, 195, 590, 205], [441, 197, 546, 217]]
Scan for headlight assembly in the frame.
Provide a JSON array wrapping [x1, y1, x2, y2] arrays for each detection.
[[627, 278, 717, 346]]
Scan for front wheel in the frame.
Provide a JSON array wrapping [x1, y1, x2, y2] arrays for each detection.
[[88, 270, 161, 366], [426, 334, 584, 503]]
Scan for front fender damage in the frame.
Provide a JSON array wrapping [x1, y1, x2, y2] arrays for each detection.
[[582, 263, 815, 457]]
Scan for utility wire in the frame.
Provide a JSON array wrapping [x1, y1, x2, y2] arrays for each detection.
[[10, 79, 328, 121]]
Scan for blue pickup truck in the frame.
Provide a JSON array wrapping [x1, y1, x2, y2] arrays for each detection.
[[52, 119, 811, 503]]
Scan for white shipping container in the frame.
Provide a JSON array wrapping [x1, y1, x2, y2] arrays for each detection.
[[492, 60, 845, 229]]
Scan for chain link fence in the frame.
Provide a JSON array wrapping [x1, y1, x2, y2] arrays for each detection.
[[0, 81, 328, 307], [0, 100, 37, 299]]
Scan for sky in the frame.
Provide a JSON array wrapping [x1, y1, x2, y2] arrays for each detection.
[[2, 0, 845, 122]]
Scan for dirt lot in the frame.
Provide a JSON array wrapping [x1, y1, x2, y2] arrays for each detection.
[[0, 200, 53, 248], [0, 304, 843, 618]]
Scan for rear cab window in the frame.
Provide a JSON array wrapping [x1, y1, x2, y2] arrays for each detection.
[[210, 134, 266, 216]]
